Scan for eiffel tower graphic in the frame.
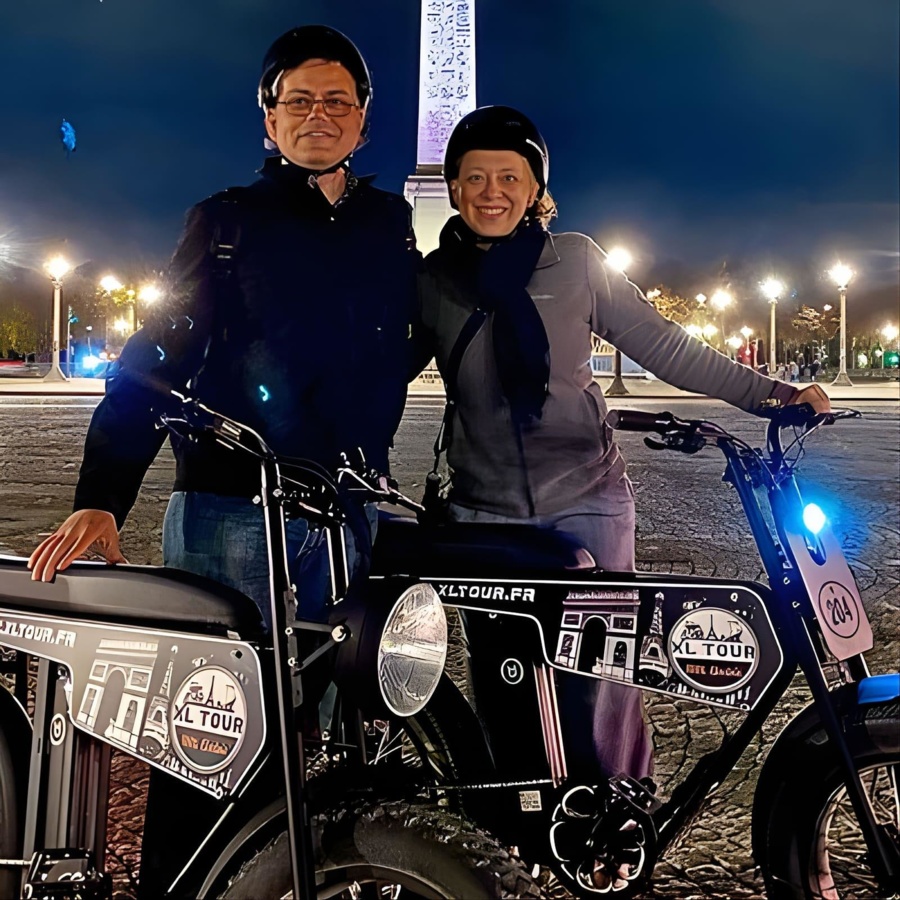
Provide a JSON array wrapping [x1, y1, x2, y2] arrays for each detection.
[[139, 649, 176, 761], [639, 592, 670, 681]]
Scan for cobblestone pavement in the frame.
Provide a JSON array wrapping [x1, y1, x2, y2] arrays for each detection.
[[1, 395, 897, 899]]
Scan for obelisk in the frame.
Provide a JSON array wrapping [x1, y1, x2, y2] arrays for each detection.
[[404, 0, 477, 255]]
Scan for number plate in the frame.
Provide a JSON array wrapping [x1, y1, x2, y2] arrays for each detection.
[[783, 524, 873, 660]]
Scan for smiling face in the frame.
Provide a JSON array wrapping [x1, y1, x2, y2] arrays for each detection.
[[264, 58, 365, 170], [450, 149, 539, 238]]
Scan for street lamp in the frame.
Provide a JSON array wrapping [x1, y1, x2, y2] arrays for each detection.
[[828, 263, 854, 387], [136, 283, 161, 328], [99, 275, 122, 293], [760, 278, 783, 375], [44, 256, 71, 381], [603, 246, 633, 397], [99, 275, 124, 347], [710, 290, 733, 312], [710, 290, 733, 350], [882, 324, 898, 348]]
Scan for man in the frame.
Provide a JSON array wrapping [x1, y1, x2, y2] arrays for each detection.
[[29, 26, 419, 630]]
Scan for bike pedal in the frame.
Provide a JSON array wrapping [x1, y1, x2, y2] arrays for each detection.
[[23, 848, 111, 900], [609, 774, 663, 815]]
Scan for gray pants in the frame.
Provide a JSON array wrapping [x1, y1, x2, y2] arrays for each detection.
[[450, 487, 653, 781]]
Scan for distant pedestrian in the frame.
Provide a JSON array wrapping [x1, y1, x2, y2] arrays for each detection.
[[810, 357, 821, 381], [790, 361, 800, 382]]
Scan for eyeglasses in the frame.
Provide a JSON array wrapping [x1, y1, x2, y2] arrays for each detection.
[[275, 97, 361, 118]]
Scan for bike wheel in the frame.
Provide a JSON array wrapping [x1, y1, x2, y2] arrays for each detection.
[[756, 699, 900, 899], [220, 800, 541, 899], [0, 727, 19, 899]]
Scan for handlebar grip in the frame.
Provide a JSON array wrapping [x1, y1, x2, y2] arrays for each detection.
[[606, 409, 676, 433]]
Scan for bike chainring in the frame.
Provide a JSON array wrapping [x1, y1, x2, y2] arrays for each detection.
[[549, 776, 661, 897]]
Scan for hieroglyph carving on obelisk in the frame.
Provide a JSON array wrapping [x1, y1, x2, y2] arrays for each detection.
[[416, 0, 477, 168], [406, 1, 476, 255]]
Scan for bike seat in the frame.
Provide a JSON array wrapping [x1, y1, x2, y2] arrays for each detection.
[[371, 510, 596, 576], [0, 555, 265, 638]]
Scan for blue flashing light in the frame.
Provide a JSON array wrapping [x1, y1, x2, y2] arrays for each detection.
[[156, 345, 166, 362], [802, 503, 827, 535], [82, 354, 101, 370], [259, 385, 270, 402]]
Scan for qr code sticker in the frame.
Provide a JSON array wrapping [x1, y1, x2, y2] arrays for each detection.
[[519, 790, 542, 812]]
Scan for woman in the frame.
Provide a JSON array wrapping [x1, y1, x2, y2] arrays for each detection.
[[413, 106, 829, 783]]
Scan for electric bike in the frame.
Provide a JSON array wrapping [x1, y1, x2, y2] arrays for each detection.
[[0, 398, 541, 899], [358, 402, 899, 900]]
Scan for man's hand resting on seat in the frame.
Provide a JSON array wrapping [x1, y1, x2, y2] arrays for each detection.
[[29, 509, 128, 582]]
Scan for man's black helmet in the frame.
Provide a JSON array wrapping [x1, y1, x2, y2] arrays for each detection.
[[258, 25, 372, 114], [443, 106, 549, 208]]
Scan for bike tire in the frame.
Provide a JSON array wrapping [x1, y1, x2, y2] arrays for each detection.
[[754, 697, 900, 900], [219, 799, 542, 899], [0, 726, 19, 899]]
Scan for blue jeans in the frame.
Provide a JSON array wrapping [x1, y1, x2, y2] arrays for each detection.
[[163, 492, 376, 632]]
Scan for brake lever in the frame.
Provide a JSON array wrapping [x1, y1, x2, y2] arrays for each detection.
[[644, 432, 707, 454]]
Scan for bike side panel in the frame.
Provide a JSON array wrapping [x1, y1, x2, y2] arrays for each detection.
[[0, 606, 267, 799], [422, 572, 786, 713]]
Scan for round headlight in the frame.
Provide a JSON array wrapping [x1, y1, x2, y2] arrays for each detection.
[[378, 583, 448, 716]]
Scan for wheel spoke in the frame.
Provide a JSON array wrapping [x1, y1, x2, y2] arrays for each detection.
[[813, 761, 900, 899]]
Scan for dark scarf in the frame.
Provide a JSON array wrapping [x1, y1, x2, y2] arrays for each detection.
[[436, 215, 550, 424]]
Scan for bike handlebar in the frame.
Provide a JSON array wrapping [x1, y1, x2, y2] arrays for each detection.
[[162, 394, 425, 517], [605, 409, 679, 433], [607, 403, 859, 464]]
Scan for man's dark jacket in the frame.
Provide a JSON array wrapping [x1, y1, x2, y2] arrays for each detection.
[[74, 157, 420, 528]]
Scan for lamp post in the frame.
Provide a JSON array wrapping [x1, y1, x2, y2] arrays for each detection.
[[710, 289, 733, 348], [725, 335, 743, 360], [603, 246, 633, 397], [44, 256, 71, 381], [829, 263, 854, 387], [136, 283, 161, 328], [760, 278, 784, 375], [99, 275, 123, 349]]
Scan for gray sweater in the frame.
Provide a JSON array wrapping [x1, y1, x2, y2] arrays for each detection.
[[419, 230, 797, 518]]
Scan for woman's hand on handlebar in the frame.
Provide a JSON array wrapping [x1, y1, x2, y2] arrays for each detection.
[[786, 383, 831, 414], [28, 510, 128, 582]]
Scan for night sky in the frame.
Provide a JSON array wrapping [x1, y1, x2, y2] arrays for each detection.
[[1, 0, 898, 326]]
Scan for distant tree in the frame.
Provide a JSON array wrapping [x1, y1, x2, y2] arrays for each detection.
[[789, 304, 840, 365], [0, 301, 41, 357], [791, 305, 839, 343], [645, 285, 694, 326]]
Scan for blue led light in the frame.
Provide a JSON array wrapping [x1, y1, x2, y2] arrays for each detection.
[[803, 503, 827, 535], [259, 385, 270, 402]]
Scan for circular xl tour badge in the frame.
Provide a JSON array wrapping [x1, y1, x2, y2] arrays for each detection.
[[170, 666, 247, 774], [669, 609, 760, 694]]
